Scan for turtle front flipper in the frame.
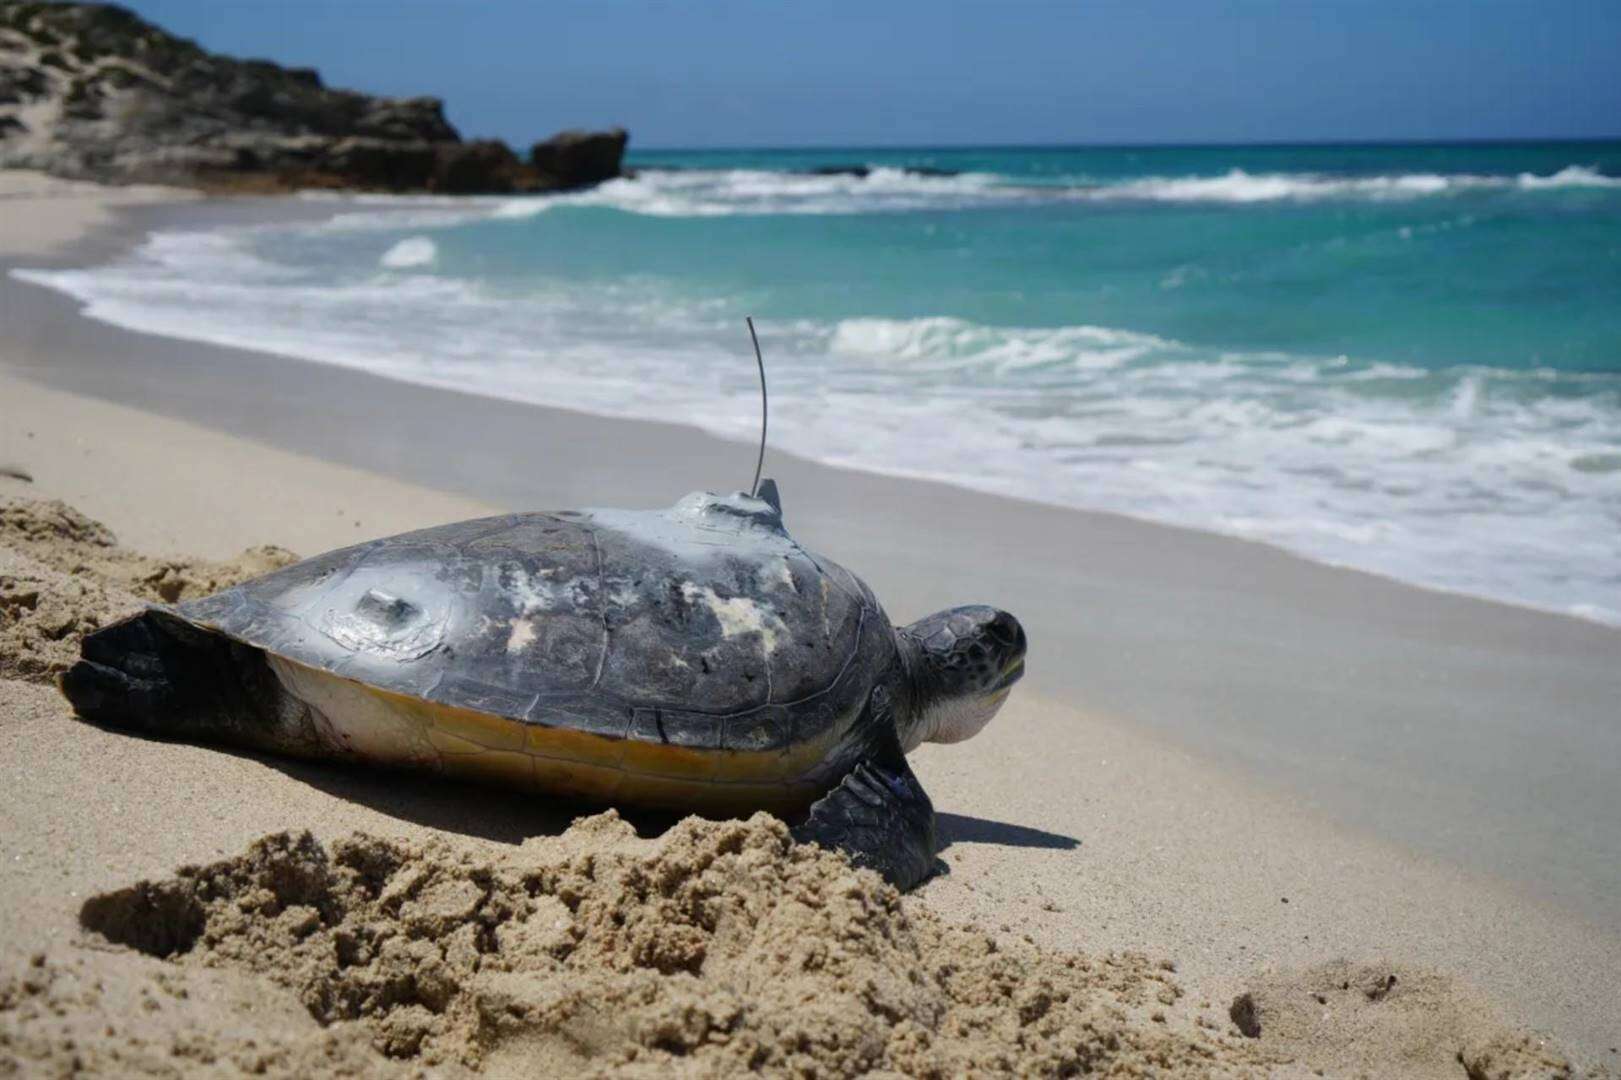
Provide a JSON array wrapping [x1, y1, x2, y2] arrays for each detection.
[[791, 688, 937, 890]]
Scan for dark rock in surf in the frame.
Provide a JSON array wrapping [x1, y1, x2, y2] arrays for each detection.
[[529, 126, 628, 190]]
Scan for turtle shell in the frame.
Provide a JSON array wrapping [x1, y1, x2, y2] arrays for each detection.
[[174, 491, 897, 775]]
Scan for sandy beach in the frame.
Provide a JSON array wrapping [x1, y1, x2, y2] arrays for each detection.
[[2, 177, 1618, 1075]]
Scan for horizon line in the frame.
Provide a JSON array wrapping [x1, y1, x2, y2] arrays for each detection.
[[625, 134, 1621, 155]]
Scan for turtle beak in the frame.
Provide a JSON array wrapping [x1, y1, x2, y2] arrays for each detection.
[[993, 658, 1025, 692]]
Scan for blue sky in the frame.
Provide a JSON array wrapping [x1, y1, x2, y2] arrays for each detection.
[[129, 0, 1619, 149]]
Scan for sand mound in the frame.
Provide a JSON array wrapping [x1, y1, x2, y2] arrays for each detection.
[[67, 813, 1279, 1077], [0, 496, 295, 682], [0, 543, 143, 682], [53, 814, 1592, 1079]]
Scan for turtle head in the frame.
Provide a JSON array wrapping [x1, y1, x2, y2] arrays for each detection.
[[895, 605, 1026, 751]]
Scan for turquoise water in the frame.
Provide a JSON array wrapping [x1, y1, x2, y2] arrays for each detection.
[[16, 141, 1621, 621], [624, 142, 1621, 373]]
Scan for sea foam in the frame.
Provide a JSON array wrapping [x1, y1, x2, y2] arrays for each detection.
[[379, 236, 437, 268]]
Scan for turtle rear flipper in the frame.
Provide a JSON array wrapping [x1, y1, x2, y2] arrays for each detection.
[[61, 609, 290, 751], [792, 690, 937, 890]]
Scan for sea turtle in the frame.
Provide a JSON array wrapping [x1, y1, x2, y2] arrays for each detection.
[[60, 483, 1026, 889]]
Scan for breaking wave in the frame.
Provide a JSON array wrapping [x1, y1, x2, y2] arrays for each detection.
[[291, 162, 1621, 230], [1090, 164, 1621, 203]]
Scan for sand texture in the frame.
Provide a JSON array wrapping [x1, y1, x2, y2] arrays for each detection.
[[0, 170, 190, 257], [0, 491, 1593, 1078], [0, 496, 294, 681]]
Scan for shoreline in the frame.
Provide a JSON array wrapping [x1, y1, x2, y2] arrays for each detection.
[[11, 186, 1620, 635], [3, 180, 1620, 1067]]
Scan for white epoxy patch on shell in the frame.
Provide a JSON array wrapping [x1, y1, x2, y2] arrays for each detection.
[[680, 582, 790, 654], [758, 556, 798, 593], [314, 573, 447, 660], [506, 618, 538, 654], [502, 563, 588, 616], [586, 492, 794, 568]]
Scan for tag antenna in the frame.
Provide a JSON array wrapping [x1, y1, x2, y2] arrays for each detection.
[[746, 316, 768, 498]]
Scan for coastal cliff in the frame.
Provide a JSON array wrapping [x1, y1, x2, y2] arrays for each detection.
[[0, 1, 625, 193]]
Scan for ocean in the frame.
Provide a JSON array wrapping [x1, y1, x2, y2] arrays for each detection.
[[15, 141, 1621, 623]]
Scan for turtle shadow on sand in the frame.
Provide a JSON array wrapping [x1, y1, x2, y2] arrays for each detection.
[[261, 754, 683, 845], [270, 754, 1082, 857], [934, 812, 1080, 853], [81, 714, 1077, 857], [73, 715, 605, 843]]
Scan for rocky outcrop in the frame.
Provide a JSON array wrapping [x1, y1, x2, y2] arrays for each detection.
[[435, 138, 527, 195], [0, 2, 626, 194], [530, 127, 628, 190]]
